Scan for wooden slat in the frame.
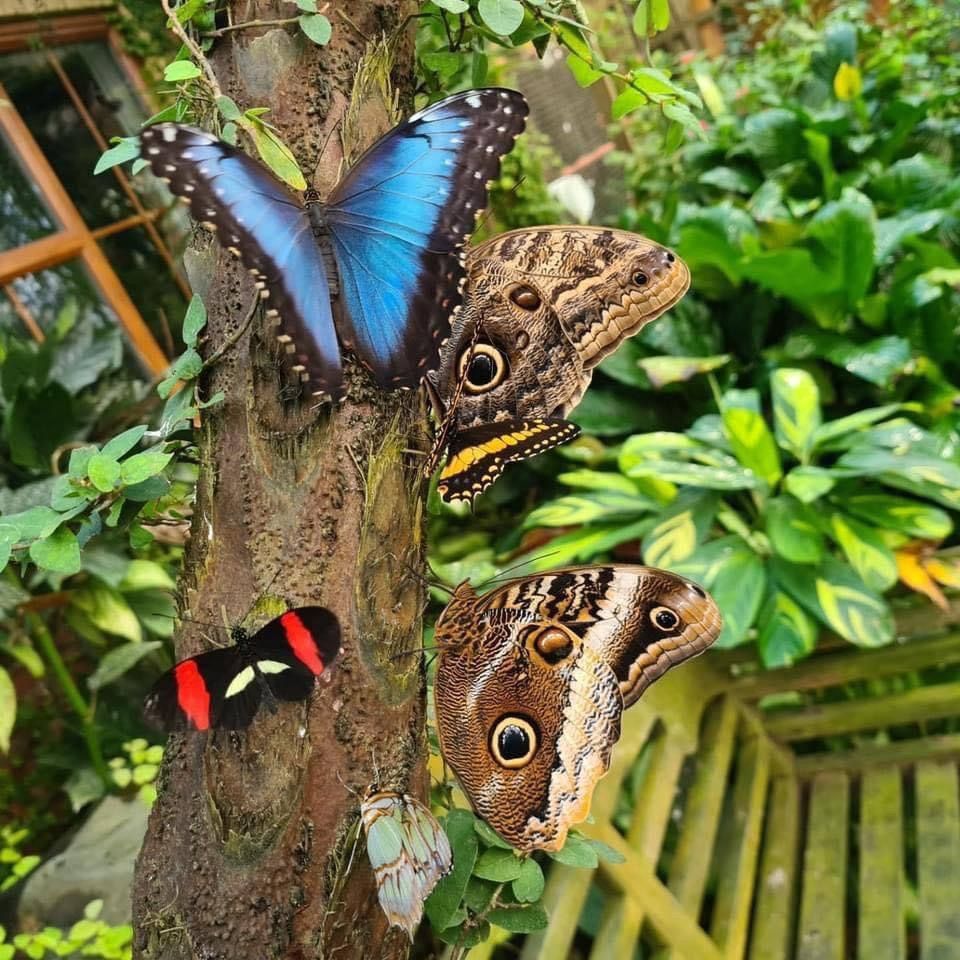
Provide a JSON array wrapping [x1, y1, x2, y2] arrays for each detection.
[[731, 632, 960, 701], [589, 823, 725, 960], [0, 232, 85, 285], [796, 733, 960, 776], [591, 728, 689, 958], [915, 760, 960, 960], [748, 775, 800, 960], [796, 772, 849, 960], [668, 697, 739, 916], [519, 863, 593, 960], [0, 11, 110, 54], [764, 682, 960, 741], [858, 766, 905, 960], [709, 737, 771, 959]]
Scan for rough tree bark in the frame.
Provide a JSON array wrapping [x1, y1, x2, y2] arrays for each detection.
[[133, 5, 428, 958]]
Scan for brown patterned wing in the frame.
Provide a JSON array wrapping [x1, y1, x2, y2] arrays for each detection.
[[476, 565, 723, 709], [434, 615, 623, 853]]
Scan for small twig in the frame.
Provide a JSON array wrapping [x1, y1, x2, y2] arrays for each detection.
[[202, 16, 300, 37], [202, 293, 259, 371], [335, 9, 370, 42], [160, 0, 223, 101]]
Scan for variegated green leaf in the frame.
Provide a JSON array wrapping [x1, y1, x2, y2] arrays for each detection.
[[771, 368, 821, 462], [522, 491, 651, 529], [638, 354, 731, 387], [666, 535, 742, 585], [811, 403, 900, 450], [721, 404, 782, 487], [784, 466, 836, 503], [766, 495, 823, 564], [623, 458, 762, 491], [641, 492, 717, 568], [773, 558, 893, 647], [843, 494, 952, 540], [829, 513, 898, 593], [838, 447, 960, 488], [757, 590, 817, 667], [710, 547, 766, 648]]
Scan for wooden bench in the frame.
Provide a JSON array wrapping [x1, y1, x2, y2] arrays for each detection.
[[509, 630, 960, 960]]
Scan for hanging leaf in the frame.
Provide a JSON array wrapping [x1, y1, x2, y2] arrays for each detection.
[[757, 590, 818, 668], [771, 368, 821, 462], [298, 13, 332, 45], [477, 0, 524, 35]]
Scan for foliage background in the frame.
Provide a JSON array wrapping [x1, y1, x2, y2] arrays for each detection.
[[0, 0, 958, 956]]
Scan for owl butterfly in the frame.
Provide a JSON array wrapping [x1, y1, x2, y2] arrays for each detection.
[[426, 226, 690, 505], [139, 89, 527, 399], [143, 607, 341, 731], [360, 789, 453, 939], [433, 566, 722, 852]]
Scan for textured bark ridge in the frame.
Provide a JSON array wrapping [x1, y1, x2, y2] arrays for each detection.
[[133, 5, 426, 958]]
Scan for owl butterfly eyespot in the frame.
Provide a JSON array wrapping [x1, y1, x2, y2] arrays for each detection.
[[458, 343, 508, 394], [434, 565, 723, 852], [430, 226, 691, 505]]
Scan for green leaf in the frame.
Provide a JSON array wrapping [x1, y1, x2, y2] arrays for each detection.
[[0, 667, 14, 753], [523, 491, 651, 529], [639, 354, 730, 388], [843, 494, 952, 540], [473, 848, 523, 882], [837, 448, 960, 489], [772, 369, 821, 462], [512, 858, 545, 902], [157, 348, 203, 398], [807, 188, 876, 308], [487, 904, 549, 933], [88, 641, 163, 691], [120, 451, 173, 486], [784, 466, 835, 504], [721, 399, 781, 488], [773, 558, 893, 648], [611, 87, 647, 119], [757, 590, 817, 668], [623, 458, 761, 491], [710, 547, 766, 648], [812, 404, 900, 450], [426, 810, 478, 932], [557, 470, 641, 495], [433, 0, 469, 9], [294, 0, 316, 10], [641, 491, 716, 568], [101, 426, 147, 461], [299, 13, 332, 44], [181, 294, 207, 347], [829, 513, 898, 593], [163, 60, 201, 82], [632, 0, 649, 35], [766, 496, 823, 564], [94, 137, 140, 175], [1, 506, 62, 540], [650, 0, 670, 29], [548, 832, 599, 868], [473, 819, 513, 849], [73, 586, 142, 643], [477, 0, 524, 35], [566, 54, 604, 87], [87, 454, 122, 492], [243, 118, 307, 191], [586, 836, 626, 864], [29, 527, 81, 575]]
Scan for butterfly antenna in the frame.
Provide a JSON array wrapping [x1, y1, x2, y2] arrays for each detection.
[[388, 551, 454, 597], [308, 118, 343, 187], [473, 173, 527, 237], [476, 550, 561, 590], [423, 317, 482, 479]]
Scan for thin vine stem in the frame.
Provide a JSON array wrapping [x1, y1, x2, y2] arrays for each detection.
[[159, 0, 223, 102], [28, 613, 111, 787], [202, 16, 300, 37]]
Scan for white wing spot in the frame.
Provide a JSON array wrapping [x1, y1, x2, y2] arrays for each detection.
[[161, 126, 177, 143], [225, 666, 255, 698], [466, 95, 482, 109]]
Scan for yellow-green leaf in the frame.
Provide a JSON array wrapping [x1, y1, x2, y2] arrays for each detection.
[[766, 496, 823, 564], [834, 62, 863, 100], [772, 368, 821, 462], [710, 548, 765, 648], [0, 667, 15, 753], [721, 406, 781, 487], [758, 590, 817, 668], [639, 354, 730, 388], [243, 118, 306, 191], [829, 513, 898, 593]]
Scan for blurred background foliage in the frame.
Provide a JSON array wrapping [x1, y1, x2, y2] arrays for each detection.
[[0, 0, 958, 953]]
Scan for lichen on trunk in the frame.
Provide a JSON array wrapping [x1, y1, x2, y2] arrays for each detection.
[[133, 6, 427, 958]]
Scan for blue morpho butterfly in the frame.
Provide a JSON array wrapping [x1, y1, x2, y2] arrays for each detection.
[[139, 89, 528, 400], [360, 789, 452, 940]]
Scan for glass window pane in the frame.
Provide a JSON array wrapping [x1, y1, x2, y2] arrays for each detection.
[[0, 47, 135, 228], [0, 131, 59, 251], [98, 227, 186, 353]]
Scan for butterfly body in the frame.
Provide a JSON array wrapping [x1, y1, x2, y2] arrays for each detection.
[[139, 89, 528, 399], [360, 790, 452, 939], [429, 227, 690, 504], [433, 566, 721, 851], [144, 606, 341, 731]]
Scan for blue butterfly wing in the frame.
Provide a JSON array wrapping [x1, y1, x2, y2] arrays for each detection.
[[325, 88, 528, 389], [139, 125, 343, 398]]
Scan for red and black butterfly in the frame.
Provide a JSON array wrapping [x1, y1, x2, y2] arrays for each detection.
[[143, 607, 341, 732]]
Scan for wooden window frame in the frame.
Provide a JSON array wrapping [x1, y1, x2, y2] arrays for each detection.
[[0, 14, 188, 375]]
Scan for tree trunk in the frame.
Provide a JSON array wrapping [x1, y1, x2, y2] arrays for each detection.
[[133, 6, 426, 959]]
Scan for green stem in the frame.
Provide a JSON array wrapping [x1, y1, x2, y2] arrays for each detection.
[[28, 614, 111, 788]]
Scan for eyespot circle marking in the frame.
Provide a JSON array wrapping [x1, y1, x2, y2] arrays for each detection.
[[490, 716, 538, 768], [458, 343, 508, 394], [520, 623, 575, 664], [509, 285, 541, 310], [651, 606, 680, 631]]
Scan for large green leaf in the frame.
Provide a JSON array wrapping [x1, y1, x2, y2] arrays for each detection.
[[771, 369, 821, 462], [522, 491, 651, 529], [638, 354, 730, 387], [807, 188, 876, 307], [766, 496, 823, 564], [623, 457, 761, 491], [516, 518, 654, 570], [837, 447, 960, 489], [641, 491, 717, 568], [426, 810, 478, 932], [784, 466, 836, 503], [743, 108, 806, 170], [710, 547, 766, 648], [757, 590, 817, 668], [666, 535, 742, 585], [721, 402, 781, 488], [842, 494, 952, 540], [812, 404, 901, 450], [828, 513, 898, 593], [772, 558, 893, 647]]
